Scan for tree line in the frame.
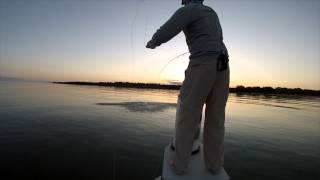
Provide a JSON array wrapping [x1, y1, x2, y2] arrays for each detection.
[[53, 82, 320, 96]]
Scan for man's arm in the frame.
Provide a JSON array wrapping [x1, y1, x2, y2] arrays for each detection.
[[146, 7, 191, 49]]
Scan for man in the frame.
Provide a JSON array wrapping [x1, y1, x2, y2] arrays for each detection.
[[146, 0, 230, 175]]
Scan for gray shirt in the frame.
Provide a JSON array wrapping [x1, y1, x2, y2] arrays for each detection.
[[151, 3, 227, 64]]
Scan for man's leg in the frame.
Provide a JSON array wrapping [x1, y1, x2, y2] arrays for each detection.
[[172, 64, 217, 174], [203, 67, 230, 173], [173, 100, 201, 148]]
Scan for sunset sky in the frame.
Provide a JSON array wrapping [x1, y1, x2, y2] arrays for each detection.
[[0, 0, 319, 89]]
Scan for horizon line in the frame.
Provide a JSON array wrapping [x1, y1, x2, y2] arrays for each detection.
[[1, 76, 319, 91]]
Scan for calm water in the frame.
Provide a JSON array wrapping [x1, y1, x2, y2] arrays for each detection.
[[0, 81, 319, 180]]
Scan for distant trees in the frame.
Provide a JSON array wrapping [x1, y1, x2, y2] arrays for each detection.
[[53, 82, 320, 96], [230, 85, 319, 96], [53, 81, 180, 90]]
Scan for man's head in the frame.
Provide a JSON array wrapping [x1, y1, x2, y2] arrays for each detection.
[[181, 0, 204, 5]]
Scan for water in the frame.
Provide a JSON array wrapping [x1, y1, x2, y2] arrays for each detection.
[[0, 81, 319, 180]]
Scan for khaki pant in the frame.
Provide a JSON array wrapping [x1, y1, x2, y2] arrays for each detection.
[[172, 55, 230, 174]]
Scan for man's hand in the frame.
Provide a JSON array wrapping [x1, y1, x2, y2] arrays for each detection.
[[146, 40, 157, 49]]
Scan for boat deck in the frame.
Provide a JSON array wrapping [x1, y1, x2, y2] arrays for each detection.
[[156, 144, 229, 180]]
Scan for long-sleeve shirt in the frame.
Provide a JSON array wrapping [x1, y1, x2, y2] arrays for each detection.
[[151, 3, 227, 64]]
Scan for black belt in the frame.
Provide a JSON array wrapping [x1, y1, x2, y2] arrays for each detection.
[[216, 52, 229, 72]]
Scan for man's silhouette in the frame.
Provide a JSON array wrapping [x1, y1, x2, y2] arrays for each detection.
[[147, 0, 229, 175]]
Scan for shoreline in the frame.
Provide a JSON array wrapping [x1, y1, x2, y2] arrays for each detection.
[[52, 82, 320, 97]]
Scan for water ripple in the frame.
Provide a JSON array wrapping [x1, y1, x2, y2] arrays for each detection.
[[95, 102, 177, 113]]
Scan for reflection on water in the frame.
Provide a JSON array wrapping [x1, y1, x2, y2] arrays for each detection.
[[0, 81, 319, 180], [230, 93, 320, 110], [96, 102, 176, 113], [95, 93, 320, 112]]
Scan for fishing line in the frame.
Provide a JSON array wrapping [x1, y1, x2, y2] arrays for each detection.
[[130, 0, 143, 83], [143, 0, 148, 47], [113, 150, 117, 180], [144, 2, 189, 78], [159, 52, 189, 74], [131, 1, 190, 81], [128, 3, 190, 178]]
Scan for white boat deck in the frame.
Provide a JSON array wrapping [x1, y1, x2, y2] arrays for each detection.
[[155, 144, 229, 180]]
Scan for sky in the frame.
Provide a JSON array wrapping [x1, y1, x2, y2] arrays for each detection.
[[0, 0, 319, 89]]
